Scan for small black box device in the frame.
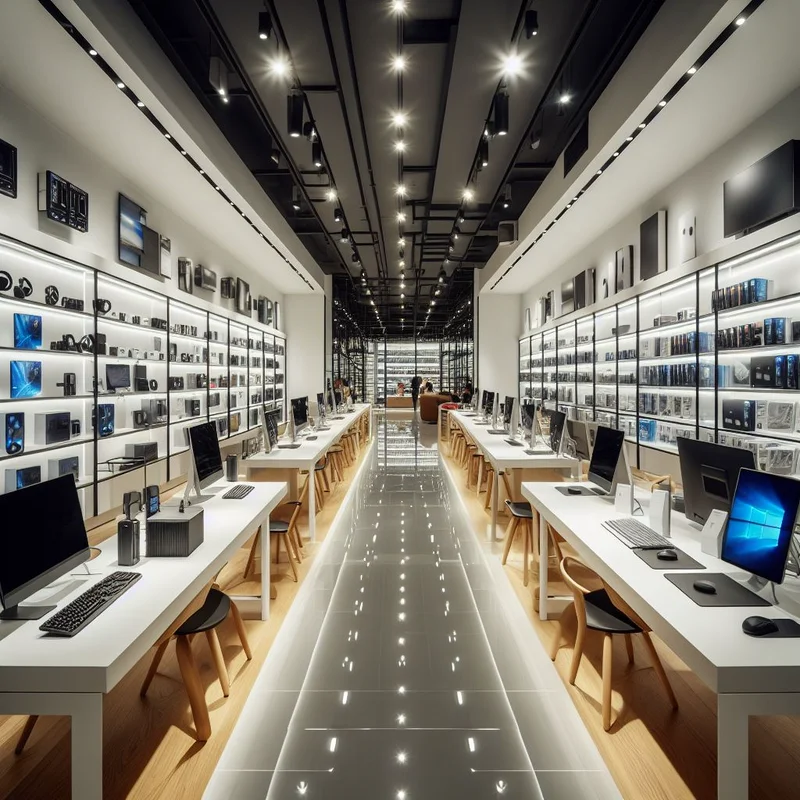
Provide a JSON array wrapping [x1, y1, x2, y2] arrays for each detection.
[[34, 411, 71, 445], [722, 399, 756, 431], [117, 519, 141, 567], [48, 456, 79, 481], [750, 356, 776, 388], [146, 505, 204, 557], [5, 466, 41, 493], [124, 442, 159, 463]]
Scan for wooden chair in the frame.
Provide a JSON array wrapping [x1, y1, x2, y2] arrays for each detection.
[[245, 477, 307, 581], [499, 472, 537, 585], [327, 445, 346, 483], [138, 581, 252, 741], [555, 554, 678, 731]]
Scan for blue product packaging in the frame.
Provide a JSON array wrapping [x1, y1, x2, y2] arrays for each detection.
[[788, 354, 798, 389], [775, 355, 785, 389], [752, 278, 768, 303], [638, 419, 656, 442], [776, 317, 786, 344], [765, 318, 774, 345]]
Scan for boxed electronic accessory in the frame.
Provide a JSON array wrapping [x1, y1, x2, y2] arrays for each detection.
[[776, 355, 786, 389], [722, 399, 755, 431], [48, 456, 79, 481], [750, 355, 775, 387], [653, 315, 677, 327], [146, 505, 204, 557], [767, 401, 795, 432], [4, 465, 41, 493], [34, 411, 71, 445], [789, 354, 799, 389], [124, 441, 158, 463], [765, 445, 799, 475]]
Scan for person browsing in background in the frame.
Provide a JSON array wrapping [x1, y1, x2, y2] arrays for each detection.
[[410, 375, 421, 411], [462, 383, 473, 405], [425, 381, 434, 393]]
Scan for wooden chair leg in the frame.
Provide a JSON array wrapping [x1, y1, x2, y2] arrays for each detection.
[[640, 632, 678, 709], [523, 520, 531, 587], [205, 629, 230, 698], [321, 466, 331, 493], [602, 634, 614, 731], [284, 536, 299, 582], [175, 636, 211, 741], [484, 471, 494, 510], [244, 528, 261, 580], [476, 460, 484, 495], [501, 517, 519, 565], [568, 615, 586, 685], [14, 716, 39, 755], [140, 639, 171, 696], [549, 604, 575, 661], [230, 600, 252, 660], [625, 634, 635, 664]]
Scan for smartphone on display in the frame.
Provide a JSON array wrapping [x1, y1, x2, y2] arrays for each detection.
[[5, 412, 24, 455], [10, 361, 42, 398]]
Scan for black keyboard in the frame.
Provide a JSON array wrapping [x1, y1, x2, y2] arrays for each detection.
[[223, 484, 255, 499], [39, 571, 141, 637], [505, 438, 524, 447], [603, 517, 672, 549]]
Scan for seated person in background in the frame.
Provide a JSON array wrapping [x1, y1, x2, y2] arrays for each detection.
[[397, 381, 406, 395], [461, 383, 473, 405], [425, 381, 434, 393]]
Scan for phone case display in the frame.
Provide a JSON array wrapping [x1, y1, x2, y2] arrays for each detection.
[[228, 320, 249, 435], [519, 232, 800, 472], [377, 341, 442, 400], [0, 236, 287, 519]]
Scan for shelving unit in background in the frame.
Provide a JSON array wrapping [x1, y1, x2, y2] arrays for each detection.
[[0, 236, 286, 520], [518, 231, 800, 477]]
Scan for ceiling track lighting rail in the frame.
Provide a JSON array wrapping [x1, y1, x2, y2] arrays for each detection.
[[489, 0, 765, 290], [35, 0, 316, 290]]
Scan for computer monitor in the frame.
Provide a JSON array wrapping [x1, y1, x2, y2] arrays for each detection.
[[545, 409, 567, 454], [187, 421, 224, 497], [587, 425, 626, 494], [677, 438, 757, 527], [471, 388, 479, 411], [105, 363, 131, 391], [334, 389, 342, 407], [503, 396, 515, 428], [0, 475, 90, 620], [567, 419, 592, 460], [721, 468, 800, 584], [261, 405, 280, 452], [291, 396, 309, 433], [520, 402, 535, 436], [483, 391, 495, 416]]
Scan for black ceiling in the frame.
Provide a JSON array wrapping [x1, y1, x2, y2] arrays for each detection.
[[127, 0, 663, 335]]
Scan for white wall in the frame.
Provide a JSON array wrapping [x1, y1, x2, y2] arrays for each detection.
[[477, 294, 520, 402], [0, 82, 285, 321], [284, 294, 326, 407], [522, 86, 800, 322]]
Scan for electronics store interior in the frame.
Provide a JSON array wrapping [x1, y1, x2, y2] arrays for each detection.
[[3, 2, 800, 799]]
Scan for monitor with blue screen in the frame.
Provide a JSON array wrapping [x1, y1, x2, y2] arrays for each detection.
[[721, 468, 800, 584]]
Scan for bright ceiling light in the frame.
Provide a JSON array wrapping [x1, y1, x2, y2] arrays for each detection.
[[269, 55, 291, 77], [116, 82, 125, 89], [395, 184, 407, 197], [735, 16, 746, 26], [326, 188, 338, 201], [638, 122, 646, 129], [393, 55, 406, 72], [137, 101, 145, 108], [687, 66, 697, 75], [658, 100, 667, 107], [462, 187, 474, 202], [258, 11, 273, 40], [392, 111, 408, 128], [559, 93, 571, 104], [502, 52, 523, 77], [88, 48, 98, 56], [392, 0, 407, 12], [397, 752, 408, 764], [397, 212, 406, 222], [398, 238, 405, 246], [394, 140, 406, 153]]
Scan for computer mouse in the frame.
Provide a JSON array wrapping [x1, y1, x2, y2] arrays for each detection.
[[567, 486, 582, 495], [693, 579, 717, 595], [742, 616, 779, 636], [656, 549, 678, 561]]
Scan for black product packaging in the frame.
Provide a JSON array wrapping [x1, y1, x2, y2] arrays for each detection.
[[117, 518, 140, 566], [722, 399, 756, 431], [776, 317, 786, 344], [788, 354, 799, 389], [750, 355, 776, 387], [775, 355, 785, 389], [765, 318, 774, 346], [793, 321, 800, 343]]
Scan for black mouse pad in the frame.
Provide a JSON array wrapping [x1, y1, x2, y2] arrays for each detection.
[[634, 548, 705, 571], [665, 572, 771, 607], [554, 485, 595, 496]]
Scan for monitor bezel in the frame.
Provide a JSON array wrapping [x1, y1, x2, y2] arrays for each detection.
[[187, 421, 224, 490], [587, 425, 625, 494]]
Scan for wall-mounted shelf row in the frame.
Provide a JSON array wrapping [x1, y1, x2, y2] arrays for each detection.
[[520, 231, 800, 476], [0, 236, 286, 519]]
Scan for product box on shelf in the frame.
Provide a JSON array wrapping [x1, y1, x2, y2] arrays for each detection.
[[722, 399, 756, 431]]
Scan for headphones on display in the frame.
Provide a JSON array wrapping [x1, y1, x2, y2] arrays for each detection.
[[149, 379, 158, 391], [45, 285, 60, 306], [13, 277, 33, 299], [79, 334, 96, 353], [0, 270, 11, 292]]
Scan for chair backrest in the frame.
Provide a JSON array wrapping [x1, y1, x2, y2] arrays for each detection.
[[558, 556, 595, 623], [501, 470, 516, 503]]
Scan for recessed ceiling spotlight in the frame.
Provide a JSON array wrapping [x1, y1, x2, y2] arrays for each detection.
[[687, 66, 698, 75], [270, 54, 291, 78], [164, 133, 171, 139], [398, 238, 405, 247], [312, 141, 323, 168], [395, 184, 407, 197], [392, 0, 407, 13], [400, 292, 405, 298], [638, 122, 646, 129], [258, 11, 273, 40], [399, 260, 405, 267], [462, 188, 474, 202], [397, 212, 406, 222], [735, 16, 746, 26], [596, 169, 603, 175], [327, 188, 338, 201], [88, 48, 98, 56], [559, 93, 571, 104], [626, 136, 633, 142], [137, 101, 145, 108], [394, 140, 406, 153], [658, 100, 667, 107], [116, 81, 125, 89], [393, 55, 406, 72], [613, 152, 620, 157], [392, 111, 408, 128]]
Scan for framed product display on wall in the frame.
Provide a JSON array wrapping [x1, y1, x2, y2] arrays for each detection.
[[118, 193, 146, 269], [640, 210, 667, 280]]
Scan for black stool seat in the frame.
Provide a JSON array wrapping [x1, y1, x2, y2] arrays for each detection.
[[269, 519, 290, 534], [585, 589, 641, 635], [315, 461, 326, 471], [176, 588, 230, 635], [504, 500, 533, 519]]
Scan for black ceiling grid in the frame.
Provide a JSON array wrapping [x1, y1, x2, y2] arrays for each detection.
[[489, 0, 766, 291], [37, 0, 315, 291]]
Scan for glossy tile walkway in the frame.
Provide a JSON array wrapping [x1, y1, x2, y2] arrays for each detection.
[[206, 414, 619, 800]]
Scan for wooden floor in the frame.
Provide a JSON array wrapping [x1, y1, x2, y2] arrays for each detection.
[[0, 441, 371, 800], [441, 443, 800, 800]]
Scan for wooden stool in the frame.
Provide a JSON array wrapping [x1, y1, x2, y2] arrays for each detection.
[[501, 500, 535, 585], [328, 445, 346, 483]]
